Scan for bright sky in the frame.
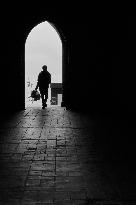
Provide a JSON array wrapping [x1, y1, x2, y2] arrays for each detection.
[[25, 21, 62, 87]]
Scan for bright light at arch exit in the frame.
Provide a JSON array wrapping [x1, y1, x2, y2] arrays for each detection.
[[25, 21, 62, 87]]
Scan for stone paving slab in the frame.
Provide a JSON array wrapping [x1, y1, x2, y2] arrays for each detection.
[[0, 107, 134, 204]]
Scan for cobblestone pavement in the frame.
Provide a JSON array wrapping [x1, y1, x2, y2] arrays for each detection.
[[0, 107, 133, 204]]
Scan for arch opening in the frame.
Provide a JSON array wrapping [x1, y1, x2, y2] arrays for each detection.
[[25, 21, 62, 108]]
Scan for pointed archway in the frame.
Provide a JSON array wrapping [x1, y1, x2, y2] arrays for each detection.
[[25, 21, 66, 108]]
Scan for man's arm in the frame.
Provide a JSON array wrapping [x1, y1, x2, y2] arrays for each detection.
[[35, 82, 38, 90]]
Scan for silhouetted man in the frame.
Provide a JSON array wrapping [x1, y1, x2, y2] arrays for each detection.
[[35, 65, 51, 109]]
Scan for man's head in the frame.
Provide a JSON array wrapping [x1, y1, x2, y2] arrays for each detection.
[[42, 65, 47, 71]]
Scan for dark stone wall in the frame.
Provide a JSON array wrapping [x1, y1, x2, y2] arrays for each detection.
[[0, 10, 133, 115], [0, 7, 135, 161]]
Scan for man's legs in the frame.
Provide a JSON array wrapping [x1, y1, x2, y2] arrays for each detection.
[[40, 89, 48, 108], [40, 92, 45, 108], [44, 89, 48, 105]]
